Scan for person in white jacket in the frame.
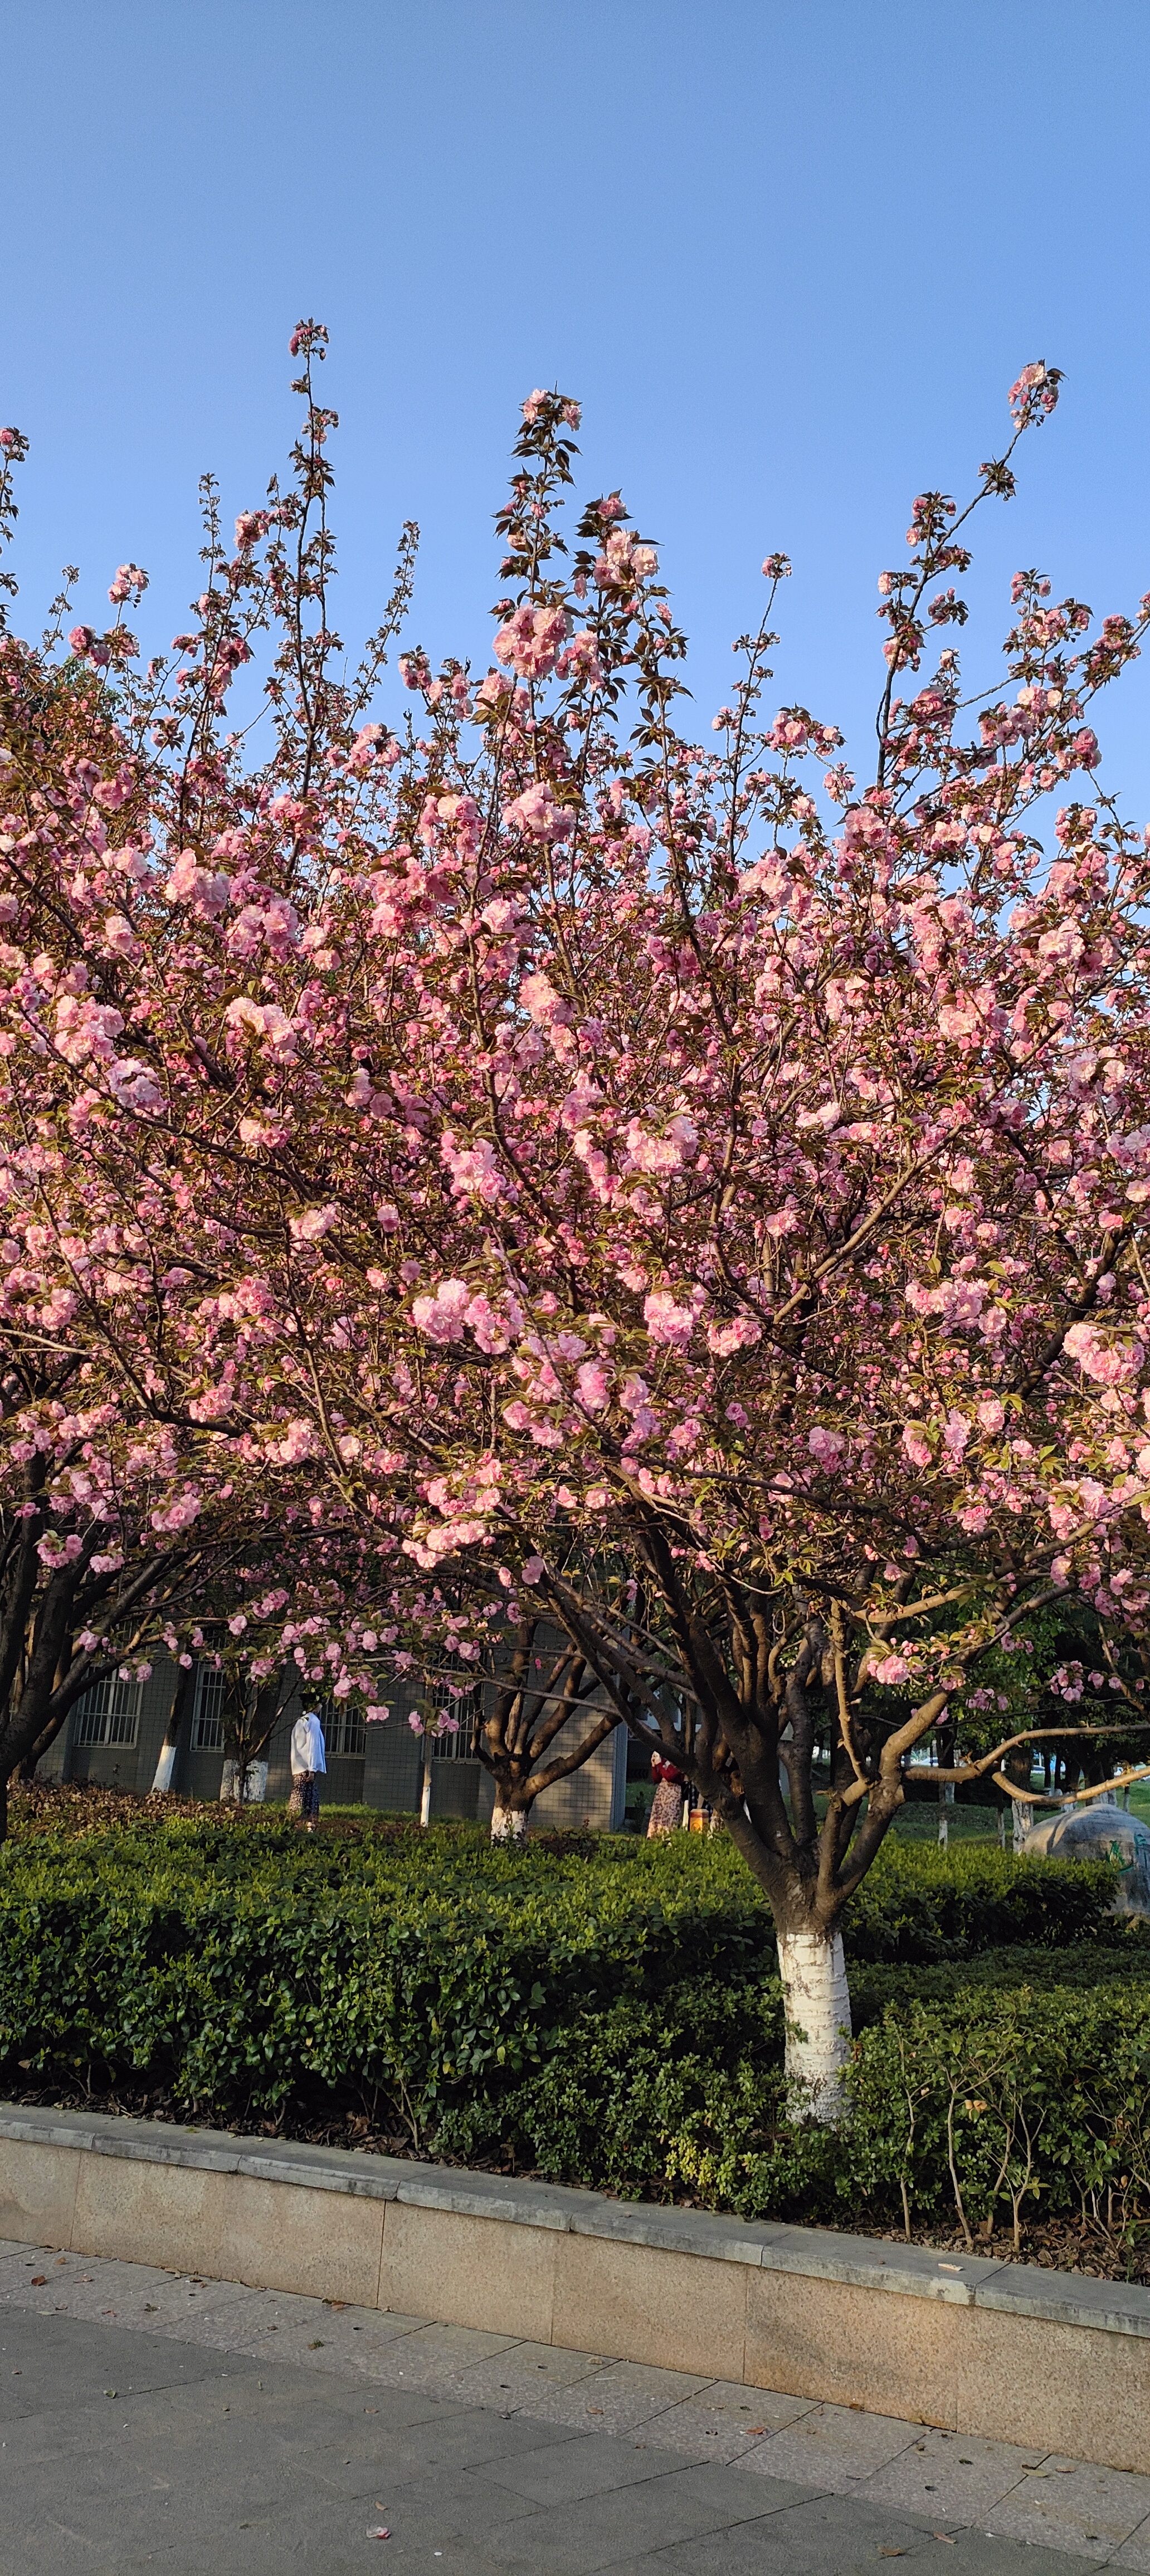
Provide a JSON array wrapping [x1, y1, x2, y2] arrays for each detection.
[[289, 1707, 327, 1832]]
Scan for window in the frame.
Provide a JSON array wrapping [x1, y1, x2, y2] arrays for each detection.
[[192, 1664, 226, 1750], [430, 1669, 484, 1760], [323, 1702, 366, 1760], [74, 1675, 143, 1749]]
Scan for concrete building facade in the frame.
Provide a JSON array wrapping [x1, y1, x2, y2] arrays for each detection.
[[37, 1650, 628, 1832]]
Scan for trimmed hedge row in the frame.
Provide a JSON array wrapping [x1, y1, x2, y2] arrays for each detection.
[[0, 1817, 1144, 2242], [461, 1973, 1150, 2246]]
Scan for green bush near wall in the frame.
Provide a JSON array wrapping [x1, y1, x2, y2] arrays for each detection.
[[1, 1814, 1146, 2242]]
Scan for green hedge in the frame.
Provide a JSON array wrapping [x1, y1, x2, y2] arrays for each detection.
[[477, 1973, 1150, 2245], [0, 1816, 1144, 2243]]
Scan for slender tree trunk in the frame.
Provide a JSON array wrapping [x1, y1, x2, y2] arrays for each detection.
[[419, 1733, 433, 1827], [151, 1663, 192, 1794], [776, 1927, 852, 2124], [152, 1738, 179, 1793]]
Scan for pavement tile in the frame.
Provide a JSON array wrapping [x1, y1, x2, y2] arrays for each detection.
[[433, 2352, 607, 2414], [479, 2463, 824, 2576], [346, 2456, 553, 2536], [637, 2378, 816, 2462], [0, 2240, 40, 2286], [856, 2424, 1041, 2521], [572, 2359, 715, 2406], [605, 2516, 1104, 2575], [1111, 2516, 1150, 2569], [377, 2318, 527, 2374], [298, 2398, 587, 2482], [481, 2428, 706, 2506], [4, 2248, 261, 2333], [0, 2306, 245, 2412], [739, 2401, 919, 2493], [983, 2455, 1150, 2560], [474, 2358, 719, 2443], [483, 2339, 613, 2385], [167, 2286, 427, 2375]]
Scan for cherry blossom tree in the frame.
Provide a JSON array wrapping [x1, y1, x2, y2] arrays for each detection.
[[0, 432, 408, 1828], [229, 359, 1149, 2114], [5, 342, 1150, 2115]]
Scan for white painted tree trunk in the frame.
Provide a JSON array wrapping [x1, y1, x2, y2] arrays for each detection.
[[490, 1802, 528, 1843], [152, 1740, 178, 1794], [777, 1928, 852, 2124], [419, 1741, 433, 1828], [218, 1758, 266, 1803]]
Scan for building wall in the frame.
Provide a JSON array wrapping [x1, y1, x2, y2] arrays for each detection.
[[37, 1662, 179, 1796], [39, 1643, 628, 1833], [475, 1715, 626, 1833]]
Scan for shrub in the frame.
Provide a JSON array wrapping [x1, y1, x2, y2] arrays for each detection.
[[1, 1816, 1144, 2248]]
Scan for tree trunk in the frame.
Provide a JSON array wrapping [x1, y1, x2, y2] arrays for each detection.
[[490, 1800, 528, 1843], [776, 1928, 852, 2124], [419, 1735, 433, 1827], [152, 1739, 178, 1793], [150, 1663, 193, 1794]]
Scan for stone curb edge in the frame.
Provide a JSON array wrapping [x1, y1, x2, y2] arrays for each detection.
[[2, 2097, 1144, 2341]]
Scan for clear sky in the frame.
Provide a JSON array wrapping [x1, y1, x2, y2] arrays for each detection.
[[3, 0, 1149, 811]]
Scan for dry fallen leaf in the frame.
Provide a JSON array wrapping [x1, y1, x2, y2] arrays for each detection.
[[30, 2276, 46, 2286]]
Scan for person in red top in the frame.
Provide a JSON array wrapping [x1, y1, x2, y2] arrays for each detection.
[[647, 1752, 685, 1836]]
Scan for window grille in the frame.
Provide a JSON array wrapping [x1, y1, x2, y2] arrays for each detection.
[[322, 1701, 366, 1760], [74, 1675, 143, 1749], [429, 1665, 484, 1760], [192, 1663, 227, 1750]]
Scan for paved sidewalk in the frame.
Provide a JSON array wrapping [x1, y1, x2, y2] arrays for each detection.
[[0, 2238, 1146, 2573]]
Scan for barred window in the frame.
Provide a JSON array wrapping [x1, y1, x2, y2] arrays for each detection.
[[74, 1675, 143, 1749], [192, 1664, 227, 1750], [430, 1666, 484, 1760], [323, 1701, 366, 1760]]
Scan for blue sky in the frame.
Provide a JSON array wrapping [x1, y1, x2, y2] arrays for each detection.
[[4, 0, 1149, 811]]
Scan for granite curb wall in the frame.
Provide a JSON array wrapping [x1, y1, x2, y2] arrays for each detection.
[[0, 2100, 1143, 2473]]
